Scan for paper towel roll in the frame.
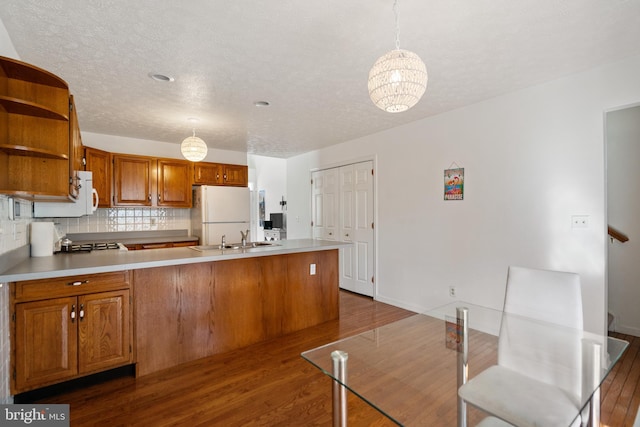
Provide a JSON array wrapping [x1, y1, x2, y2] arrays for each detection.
[[31, 222, 54, 257]]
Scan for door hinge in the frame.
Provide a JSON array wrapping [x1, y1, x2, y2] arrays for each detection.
[[371, 169, 374, 176], [311, 178, 313, 185], [12, 312, 15, 322], [311, 220, 314, 226], [371, 222, 374, 229], [372, 276, 375, 283], [13, 369, 16, 380]]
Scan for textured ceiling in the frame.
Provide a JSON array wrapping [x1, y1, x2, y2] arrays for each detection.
[[1, 0, 640, 158]]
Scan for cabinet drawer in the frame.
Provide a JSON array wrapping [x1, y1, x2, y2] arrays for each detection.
[[13, 270, 130, 302]]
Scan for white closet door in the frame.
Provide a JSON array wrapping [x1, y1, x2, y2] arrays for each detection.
[[340, 161, 374, 296], [312, 161, 374, 297], [311, 168, 339, 240]]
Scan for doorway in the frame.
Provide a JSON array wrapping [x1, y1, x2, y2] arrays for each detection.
[[606, 103, 640, 336]]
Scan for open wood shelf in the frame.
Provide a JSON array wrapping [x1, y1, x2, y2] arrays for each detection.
[[1, 55, 77, 199], [0, 143, 69, 160], [0, 96, 69, 121], [0, 56, 68, 89]]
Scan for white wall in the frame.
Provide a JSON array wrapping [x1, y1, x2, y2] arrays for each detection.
[[287, 54, 640, 334], [607, 105, 640, 335], [0, 19, 18, 59]]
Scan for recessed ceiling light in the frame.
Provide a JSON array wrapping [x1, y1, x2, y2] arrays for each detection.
[[254, 101, 270, 107], [148, 72, 175, 82]]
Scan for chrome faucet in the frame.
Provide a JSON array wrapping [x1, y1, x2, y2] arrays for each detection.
[[240, 230, 249, 247], [221, 234, 226, 248]]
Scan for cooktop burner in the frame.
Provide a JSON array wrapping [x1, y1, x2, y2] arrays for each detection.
[[59, 242, 122, 253]]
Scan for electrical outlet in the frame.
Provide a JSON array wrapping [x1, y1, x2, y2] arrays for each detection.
[[449, 286, 456, 298], [571, 215, 589, 228], [310, 263, 316, 275]]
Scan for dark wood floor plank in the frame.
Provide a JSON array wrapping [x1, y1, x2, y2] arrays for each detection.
[[28, 292, 640, 426]]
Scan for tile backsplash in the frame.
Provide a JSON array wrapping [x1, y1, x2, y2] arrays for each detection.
[[0, 195, 32, 257], [56, 207, 191, 235]]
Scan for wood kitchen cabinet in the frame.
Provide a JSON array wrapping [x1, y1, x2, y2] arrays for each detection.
[[193, 162, 248, 187], [84, 146, 112, 208], [11, 271, 132, 394], [113, 154, 192, 207], [0, 56, 75, 200], [157, 158, 193, 207]]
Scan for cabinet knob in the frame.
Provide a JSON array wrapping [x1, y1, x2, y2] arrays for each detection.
[[148, 194, 151, 201], [79, 304, 85, 321], [71, 304, 76, 322], [158, 194, 161, 202]]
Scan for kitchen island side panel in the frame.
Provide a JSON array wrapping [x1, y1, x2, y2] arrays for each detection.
[[134, 262, 215, 376], [134, 249, 339, 377]]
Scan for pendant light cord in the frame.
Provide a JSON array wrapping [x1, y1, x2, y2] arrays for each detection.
[[394, 0, 400, 50]]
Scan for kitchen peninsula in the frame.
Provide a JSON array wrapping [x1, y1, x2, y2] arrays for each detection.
[[0, 239, 348, 394]]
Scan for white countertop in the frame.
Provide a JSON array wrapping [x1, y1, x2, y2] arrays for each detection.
[[0, 239, 351, 282]]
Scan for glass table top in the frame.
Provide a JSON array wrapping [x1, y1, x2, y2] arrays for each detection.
[[301, 302, 628, 426]]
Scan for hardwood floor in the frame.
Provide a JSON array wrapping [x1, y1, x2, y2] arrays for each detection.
[[602, 332, 640, 427], [27, 291, 640, 426]]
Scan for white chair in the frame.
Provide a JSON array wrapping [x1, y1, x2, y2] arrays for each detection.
[[458, 266, 589, 427]]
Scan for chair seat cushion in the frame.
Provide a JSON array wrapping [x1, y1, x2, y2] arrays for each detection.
[[459, 365, 582, 427]]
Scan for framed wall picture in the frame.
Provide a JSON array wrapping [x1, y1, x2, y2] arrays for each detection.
[[444, 168, 464, 200]]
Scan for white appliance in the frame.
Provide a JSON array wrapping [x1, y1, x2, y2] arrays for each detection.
[[33, 171, 99, 218], [192, 186, 250, 245]]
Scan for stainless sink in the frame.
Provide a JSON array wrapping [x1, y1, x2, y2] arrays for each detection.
[[189, 242, 279, 252]]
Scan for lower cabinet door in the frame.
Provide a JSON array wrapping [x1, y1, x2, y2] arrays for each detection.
[[15, 297, 78, 392], [78, 290, 131, 374]]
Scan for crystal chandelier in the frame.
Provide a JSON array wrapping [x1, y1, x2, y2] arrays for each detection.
[[181, 128, 208, 162], [368, 0, 428, 113]]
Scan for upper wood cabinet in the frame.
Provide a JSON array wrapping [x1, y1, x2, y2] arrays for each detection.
[[194, 162, 248, 187], [113, 154, 192, 207], [113, 154, 154, 206], [157, 158, 193, 207], [0, 55, 75, 200], [84, 146, 112, 208]]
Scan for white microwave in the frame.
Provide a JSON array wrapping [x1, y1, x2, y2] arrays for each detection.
[[33, 171, 99, 218]]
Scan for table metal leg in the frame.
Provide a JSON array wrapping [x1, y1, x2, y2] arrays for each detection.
[[457, 307, 469, 427], [332, 350, 349, 427], [588, 342, 601, 427]]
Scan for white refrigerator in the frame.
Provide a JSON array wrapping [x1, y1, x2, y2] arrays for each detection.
[[191, 186, 250, 245]]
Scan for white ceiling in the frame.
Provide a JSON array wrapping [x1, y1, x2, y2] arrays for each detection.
[[2, 1, 640, 158]]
